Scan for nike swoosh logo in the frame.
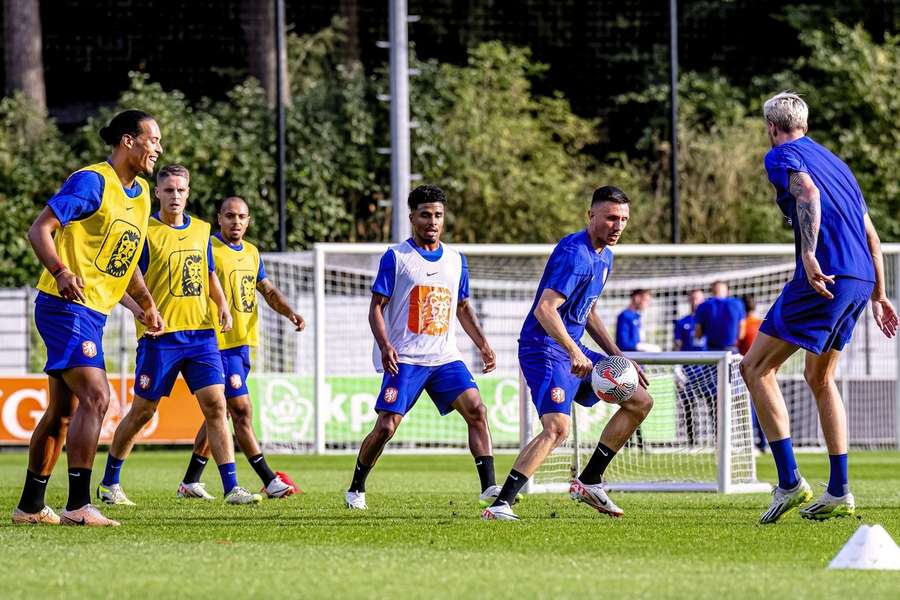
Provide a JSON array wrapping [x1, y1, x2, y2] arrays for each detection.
[[475, 461, 483, 466], [125, 206, 134, 211], [65, 517, 86, 525], [598, 448, 609, 457], [510, 474, 519, 481], [35, 478, 48, 484], [252, 457, 263, 464], [426, 272, 438, 276], [178, 236, 188, 241], [70, 473, 81, 477]]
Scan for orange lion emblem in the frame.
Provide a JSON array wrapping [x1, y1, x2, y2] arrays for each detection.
[[407, 285, 452, 336]]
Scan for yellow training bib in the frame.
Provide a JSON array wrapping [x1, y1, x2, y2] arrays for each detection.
[[137, 214, 214, 338], [36, 162, 150, 315], [211, 235, 261, 349]]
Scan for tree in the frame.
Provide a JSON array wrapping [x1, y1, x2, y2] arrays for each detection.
[[241, 0, 290, 107], [3, 0, 46, 116]]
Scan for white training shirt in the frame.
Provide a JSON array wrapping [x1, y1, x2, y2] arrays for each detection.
[[371, 240, 464, 371]]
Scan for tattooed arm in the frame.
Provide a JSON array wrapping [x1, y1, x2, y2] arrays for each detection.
[[790, 171, 835, 299], [257, 278, 305, 331]]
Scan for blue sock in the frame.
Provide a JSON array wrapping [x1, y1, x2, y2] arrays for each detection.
[[768, 437, 800, 489], [218, 462, 238, 495], [102, 454, 125, 486], [827, 454, 849, 497]]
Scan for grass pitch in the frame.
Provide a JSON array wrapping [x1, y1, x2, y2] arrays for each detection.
[[1, 450, 899, 599]]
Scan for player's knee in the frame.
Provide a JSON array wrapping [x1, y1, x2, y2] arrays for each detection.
[[78, 386, 110, 416], [543, 420, 569, 447], [229, 403, 253, 429], [465, 401, 488, 425], [803, 366, 833, 393], [740, 355, 769, 381], [631, 390, 654, 419], [374, 416, 399, 441]]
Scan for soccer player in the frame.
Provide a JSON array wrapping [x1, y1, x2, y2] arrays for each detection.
[[345, 185, 499, 510], [694, 281, 745, 351], [616, 289, 658, 352], [98, 165, 262, 506], [673, 289, 706, 351], [483, 186, 653, 521], [741, 92, 897, 523], [176, 196, 303, 500], [12, 110, 163, 526]]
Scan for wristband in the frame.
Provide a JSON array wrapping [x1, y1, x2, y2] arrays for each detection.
[[51, 265, 68, 278]]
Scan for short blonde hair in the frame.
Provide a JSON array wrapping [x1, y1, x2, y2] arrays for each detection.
[[763, 91, 809, 133]]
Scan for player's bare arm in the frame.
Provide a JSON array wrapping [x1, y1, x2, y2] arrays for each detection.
[[369, 293, 398, 375], [456, 298, 496, 373], [863, 213, 898, 338], [533, 288, 592, 378], [126, 268, 164, 335], [790, 171, 834, 299], [27, 207, 86, 303], [208, 270, 233, 332], [257, 277, 305, 331], [585, 308, 649, 388]]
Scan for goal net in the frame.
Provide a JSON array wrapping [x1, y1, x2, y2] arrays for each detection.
[[524, 351, 770, 494], [255, 243, 900, 460]]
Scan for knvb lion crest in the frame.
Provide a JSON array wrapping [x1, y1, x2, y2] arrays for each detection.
[[81, 341, 97, 358], [229, 374, 243, 389], [239, 274, 256, 313], [139, 374, 151, 390], [383, 387, 399, 404], [94, 220, 142, 278], [407, 285, 452, 336], [550, 387, 565, 404], [181, 253, 204, 297]]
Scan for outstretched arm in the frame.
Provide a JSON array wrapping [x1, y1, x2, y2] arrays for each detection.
[[863, 213, 898, 338], [208, 271, 233, 332], [586, 309, 649, 388], [457, 299, 495, 374], [790, 171, 834, 299], [257, 278, 305, 331]]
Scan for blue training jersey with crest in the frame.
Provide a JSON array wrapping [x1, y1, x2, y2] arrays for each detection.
[[519, 230, 613, 352], [764, 136, 874, 283]]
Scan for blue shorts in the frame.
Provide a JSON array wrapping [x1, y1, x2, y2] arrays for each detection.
[[374, 361, 478, 416], [134, 332, 225, 401], [221, 346, 251, 399], [518, 341, 606, 417], [34, 292, 107, 377], [760, 277, 874, 355]]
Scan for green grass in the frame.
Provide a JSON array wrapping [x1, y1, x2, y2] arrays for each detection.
[[1, 450, 899, 599]]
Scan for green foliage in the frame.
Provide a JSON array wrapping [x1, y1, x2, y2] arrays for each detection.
[[411, 42, 598, 243], [0, 95, 74, 286], [795, 21, 900, 238]]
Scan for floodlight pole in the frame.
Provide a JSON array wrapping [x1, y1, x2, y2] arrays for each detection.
[[669, 0, 680, 245], [389, 0, 411, 243], [275, 0, 287, 251]]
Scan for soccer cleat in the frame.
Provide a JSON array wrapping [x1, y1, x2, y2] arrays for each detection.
[[96, 483, 136, 506], [478, 485, 523, 507], [224, 486, 262, 505], [759, 477, 814, 524], [345, 491, 367, 510], [60, 504, 120, 527], [481, 501, 520, 521], [570, 478, 624, 517], [11, 505, 60, 525], [799, 491, 856, 521], [177, 481, 216, 500], [275, 471, 302, 494], [262, 475, 295, 499]]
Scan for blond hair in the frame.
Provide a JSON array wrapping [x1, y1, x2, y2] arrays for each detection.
[[763, 91, 809, 133]]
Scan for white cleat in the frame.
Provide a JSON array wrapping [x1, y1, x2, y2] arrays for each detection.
[[345, 491, 367, 510], [11, 505, 60, 525], [224, 486, 263, 505], [759, 477, 814, 524], [478, 485, 523, 507], [800, 491, 856, 521], [263, 476, 294, 499], [177, 481, 216, 500], [570, 478, 624, 517], [481, 501, 520, 521], [60, 504, 120, 527], [96, 483, 136, 506]]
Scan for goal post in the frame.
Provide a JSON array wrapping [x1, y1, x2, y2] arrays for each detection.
[[522, 351, 772, 495]]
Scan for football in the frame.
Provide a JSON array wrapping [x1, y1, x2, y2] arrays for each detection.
[[591, 355, 639, 404]]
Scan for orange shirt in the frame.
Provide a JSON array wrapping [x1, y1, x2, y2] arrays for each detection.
[[738, 314, 763, 355]]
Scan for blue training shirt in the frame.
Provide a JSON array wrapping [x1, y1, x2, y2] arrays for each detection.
[[519, 230, 614, 352], [764, 136, 874, 283], [371, 239, 469, 302], [695, 297, 745, 350], [47, 167, 143, 225], [616, 308, 641, 351], [674, 314, 706, 351]]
